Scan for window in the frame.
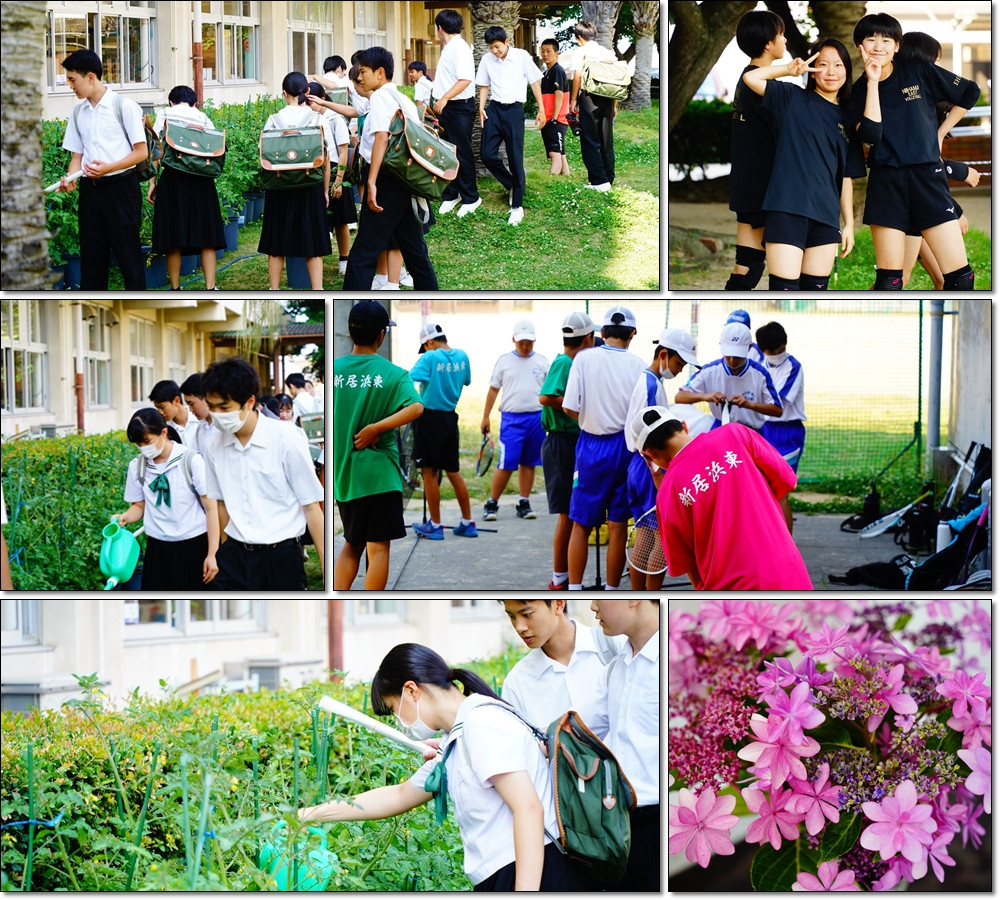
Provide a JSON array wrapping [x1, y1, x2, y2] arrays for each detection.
[[168, 328, 186, 386], [199, 1, 261, 83], [130, 317, 155, 404], [353, 1, 386, 53], [288, 1, 334, 78], [0, 300, 48, 412], [450, 600, 495, 616], [1, 600, 41, 646], [83, 305, 113, 407], [47, 4, 157, 91], [125, 600, 261, 637], [351, 600, 402, 622]]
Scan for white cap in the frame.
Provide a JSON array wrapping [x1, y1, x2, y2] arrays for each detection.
[[418, 322, 445, 353], [513, 319, 536, 341], [603, 306, 636, 329], [561, 311, 598, 338], [719, 322, 752, 358], [654, 328, 700, 368], [631, 405, 675, 453]]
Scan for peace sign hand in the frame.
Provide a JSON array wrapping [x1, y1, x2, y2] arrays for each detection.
[[787, 53, 820, 77], [859, 46, 882, 82]]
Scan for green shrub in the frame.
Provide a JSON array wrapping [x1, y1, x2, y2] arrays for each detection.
[[667, 98, 732, 178]]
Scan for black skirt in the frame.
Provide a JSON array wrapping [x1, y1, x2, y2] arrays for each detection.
[[327, 186, 358, 227], [258, 183, 333, 258], [151, 166, 226, 254], [141, 532, 209, 591]]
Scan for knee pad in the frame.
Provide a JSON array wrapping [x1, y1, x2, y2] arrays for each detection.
[[874, 268, 904, 291], [798, 273, 830, 291], [942, 264, 974, 290], [734, 245, 766, 283], [768, 274, 800, 291], [725, 271, 759, 291]]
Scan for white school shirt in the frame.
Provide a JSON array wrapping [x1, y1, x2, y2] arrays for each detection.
[[151, 103, 215, 138], [63, 88, 145, 174], [624, 368, 669, 453], [123, 443, 207, 541], [347, 81, 371, 115], [562, 344, 648, 435], [410, 694, 559, 885], [172, 410, 203, 448], [761, 354, 806, 422], [604, 630, 659, 808], [501, 621, 624, 737], [567, 39, 617, 84], [360, 83, 420, 164], [263, 105, 335, 160], [188, 417, 215, 455], [413, 75, 434, 105], [488, 351, 550, 414], [319, 108, 350, 156], [475, 47, 543, 104], [682, 358, 782, 430], [203, 412, 323, 544], [433, 35, 476, 101], [292, 391, 317, 420]]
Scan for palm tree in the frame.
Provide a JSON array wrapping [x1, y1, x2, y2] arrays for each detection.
[[624, 1, 659, 111], [469, 1, 521, 178], [581, 1, 624, 51], [1, 1, 51, 289]]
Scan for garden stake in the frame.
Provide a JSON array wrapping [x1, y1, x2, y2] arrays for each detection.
[[252, 737, 260, 821], [180, 755, 193, 873], [362, 689, 368, 716], [211, 713, 220, 765], [293, 738, 300, 891], [125, 740, 162, 891], [24, 742, 34, 892], [189, 773, 214, 890], [311, 709, 319, 763]]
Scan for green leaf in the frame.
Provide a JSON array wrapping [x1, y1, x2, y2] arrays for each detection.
[[891, 614, 912, 631], [810, 720, 862, 752], [817, 812, 862, 862], [717, 783, 751, 818], [750, 837, 821, 891]]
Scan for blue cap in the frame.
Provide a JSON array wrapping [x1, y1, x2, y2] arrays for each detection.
[[727, 309, 751, 328]]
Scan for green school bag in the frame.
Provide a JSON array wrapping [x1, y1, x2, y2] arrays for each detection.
[[383, 108, 459, 201], [581, 57, 632, 101], [259, 121, 327, 190], [162, 119, 226, 177]]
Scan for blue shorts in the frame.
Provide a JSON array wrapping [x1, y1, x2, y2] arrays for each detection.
[[498, 411, 544, 470], [569, 431, 631, 527], [627, 451, 657, 524], [762, 420, 806, 473]]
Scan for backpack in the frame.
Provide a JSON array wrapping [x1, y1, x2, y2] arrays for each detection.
[[136, 449, 204, 510], [906, 502, 989, 590], [381, 88, 459, 201], [162, 118, 227, 178], [580, 57, 631, 101], [259, 114, 327, 190], [71, 93, 162, 181]]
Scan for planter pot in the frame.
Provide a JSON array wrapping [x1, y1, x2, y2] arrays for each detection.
[[144, 250, 167, 289], [61, 254, 82, 290], [224, 216, 240, 252], [50, 264, 66, 291], [251, 191, 265, 221], [286, 256, 312, 289], [180, 253, 199, 275]]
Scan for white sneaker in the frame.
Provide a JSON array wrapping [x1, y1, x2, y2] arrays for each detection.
[[456, 198, 482, 218], [348, 222, 358, 231], [399, 267, 414, 287], [379, 282, 401, 290], [372, 273, 388, 289], [439, 198, 461, 215], [507, 207, 524, 226], [585, 182, 612, 192], [338, 259, 348, 275]]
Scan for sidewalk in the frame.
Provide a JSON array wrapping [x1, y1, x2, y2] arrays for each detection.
[[333, 495, 908, 592]]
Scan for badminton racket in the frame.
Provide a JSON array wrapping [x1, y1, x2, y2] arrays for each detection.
[[476, 434, 494, 476], [44, 170, 83, 193], [858, 490, 933, 539], [317, 697, 431, 755], [625, 507, 667, 575]]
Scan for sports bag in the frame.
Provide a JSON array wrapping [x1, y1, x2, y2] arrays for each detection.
[[162, 119, 226, 177], [259, 120, 326, 190], [581, 57, 632, 101], [383, 108, 459, 201]]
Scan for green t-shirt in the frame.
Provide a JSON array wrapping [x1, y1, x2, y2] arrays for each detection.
[[539, 353, 579, 435], [333, 353, 421, 503]]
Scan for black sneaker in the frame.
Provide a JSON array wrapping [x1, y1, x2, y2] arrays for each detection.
[[484, 498, 499, 521], [515, 500, 536, 519]]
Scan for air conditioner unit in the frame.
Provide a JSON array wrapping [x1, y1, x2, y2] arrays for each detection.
[[0, 675, 105, 714]]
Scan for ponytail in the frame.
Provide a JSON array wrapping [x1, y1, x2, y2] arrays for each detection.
[[449, 666, 500, 700], [282, 71, 310, 104]]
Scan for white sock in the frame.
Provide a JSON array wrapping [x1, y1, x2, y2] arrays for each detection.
[[605, 583, 617, 590], [461, 518, 474, 526], [373, 273, 388, 286], [553, 571, 568, 584], [519, 496, 529, 503], [430, 520, 441, 528], [568, 583, 583, 591]]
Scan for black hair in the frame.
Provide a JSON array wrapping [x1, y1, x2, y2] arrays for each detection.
[[275, 392, 293, 408], [641, 413, 687, 452], [425, 334, 448, 347], [805, 38, 852, 104], [179, 373, 204, 398], [305, 380, 314, 387], [650, 345, 676, 364], [602, 325, 635, 342], [282, 71, 310, 104], [348, 63, 361, 86], [563, 335, 586, 349], [434, 9, 464, 35], [149, 380, 181, 404], [853, 13, 902, 47], [323, 55, 347, 74], [359, 46, 394, 81], [408, 60, 428, 75], [62, 48, 102, 79], [127, 408, 182, 445], [574, 21, 597, 42], [349, 320, 383, 347], [370, 643, 504, 716], [485, 26, 508, 45], [307, 81, 329, 101], [496, 599, 556, 607], [201, 356, 260, 406], [735, 10, 784, 58], [260, 395, 281, 416], [898, 31, 942, 64], [756, 321, 788, 352], [168, 85, 198, 106], [541, 38, 559, 53], [285, 373, 307, 390]]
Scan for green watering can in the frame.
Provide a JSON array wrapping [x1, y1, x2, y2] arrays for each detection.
[[259, 822, 338, 891], [99, 519, 144, 590]]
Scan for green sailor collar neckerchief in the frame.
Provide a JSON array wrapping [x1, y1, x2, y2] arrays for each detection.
[[423, 723, 462, 825], [148, 455, 184, 507]]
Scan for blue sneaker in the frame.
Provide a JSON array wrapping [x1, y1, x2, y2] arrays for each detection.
[[413, 521, 444, 540], [453, 521, 479, 538]]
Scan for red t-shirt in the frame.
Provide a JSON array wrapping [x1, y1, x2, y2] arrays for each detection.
[[656, 423, 812, 590]]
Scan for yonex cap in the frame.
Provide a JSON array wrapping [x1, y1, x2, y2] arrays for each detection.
[[631, 405, 674, 453], [727, 309, 751, 328], [513, 319, 536, 341], [349, 300, 395, 332], [603, 306, 636, 329], [561, 311, 598, 338], [719, 322, 752, 358], [418, 322, 445, 353], [654, 328, 700, 368]]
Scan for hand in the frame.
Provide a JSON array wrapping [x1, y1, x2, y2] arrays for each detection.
[[433, 98, 447, 115], [708, 391, 727, 405], [332, 184, 343, 199], [59, 174, 79, 193], [147, 182, 156, 203], [569, 101, 578, 115], [786, 53, 820, 78], [420, 738, 442, 761], [535, 112, 546, 128], [729, 394, 749, 409], [366, 181, 382, 213], [859, 46, 882, 82], [965, 166, 980, 188], [203, 554, 219, 584], [307, 98, 326, 114], [480, 417, 491, 435], [84, 159, 110, 178], [114, 512, 129, 527], [958, 213, 970, 235], [841, 227, 855, 257], [479, 108, 488, 126], [353, 423, 381, 449]]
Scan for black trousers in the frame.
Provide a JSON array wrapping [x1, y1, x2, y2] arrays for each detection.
[[481, 101, 526, 208], [142, 533, 209, 591], [211, 535, 307, 591], [78, 171, 146, 290], [473, 842, 587, 892], [438, 97, 478, 204], [343, 167, 438, 290], [578, 91, 616, 185], [614, 804, 660, 892]]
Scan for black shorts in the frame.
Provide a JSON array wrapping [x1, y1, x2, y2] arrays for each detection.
[[734, 209, 767, 229], [540, 120, 567, 155], [337, 491, 406, 546], [907, 198, 964, 236], [541, 430, 578, 515], [413, 408, 460, 472], [764, 211, 840, 250], [864, 162, 959, 233]]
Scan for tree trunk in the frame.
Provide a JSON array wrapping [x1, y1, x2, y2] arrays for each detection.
[[624, 1, 659, 111], [667, 0, 757, 136], [762, 1, 810, 60], [811, 0, 869, 74], [1, 1, 52, 289], [582, 1, 623, 51], [469, 1, 521, 178]]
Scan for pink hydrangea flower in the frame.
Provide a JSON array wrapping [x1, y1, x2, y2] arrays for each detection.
[[727, 601, 799, 652], [956, 746, 991, 814], [766, 681, 826, 745], [668, 786, 739, 868], [937, 670, 991, 721], [791, 860, 861, 891], [698, 599, 749, 643], [866, 663, 917, 732], [743, 785, 803, 850], [804, 621, 852, 657], [788, 762, 841, 835], [860, 780, 936, 863], [738, 714, 820, 789], [947, 708, 991, 750]]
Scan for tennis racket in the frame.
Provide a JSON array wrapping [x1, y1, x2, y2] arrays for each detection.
[[625, 507, 667, 575], [395, 422, 420, 509], [858, 490, 933, 539], [476, 434, 495, 476]]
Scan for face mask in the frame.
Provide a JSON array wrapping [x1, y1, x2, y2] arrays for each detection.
[[213, 406, 247, 434], [395, 693, 438, 741], [138, 437, 162, 459], [659, 362, 676, 380], [766, 351, 789, 366]]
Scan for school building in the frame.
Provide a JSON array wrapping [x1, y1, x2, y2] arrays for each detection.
[[0, 598, 604, 711]]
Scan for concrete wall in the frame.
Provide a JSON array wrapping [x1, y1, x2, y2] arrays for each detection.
[[948, 299, 992, 451]]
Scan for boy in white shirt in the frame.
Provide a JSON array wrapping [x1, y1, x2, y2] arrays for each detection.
[[150, 379, 202, 448], [567, 20, 620, 192], [590, 598, 659, 892], [481, 320, 550, 521], [407, 61, 434, 112]]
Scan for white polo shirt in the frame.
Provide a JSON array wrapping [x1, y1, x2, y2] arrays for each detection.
[[410, 694, 559, 886], [63, 88, 145, 174], [682, 358, 782, 430], [360, 84, 420, 164], [501, 620, 624, 737], [604, 630, 659, 808], [433, 35, 476, 100], [563, 344, 648, 436], [476, 47, 543, 104], [123, 443, 207, 541], [203, 412, 323, 544], [489, 351, 549, 414], [624, 368, 668, 453], [761, 354, 806, 422]]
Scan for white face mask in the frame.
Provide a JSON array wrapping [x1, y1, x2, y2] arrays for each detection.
[[213, 406, 247, 434], [766, 351, 789, 366], [395, 692, 438, 741], [659, 363, 676, 380], [138, 437, 163, 459]]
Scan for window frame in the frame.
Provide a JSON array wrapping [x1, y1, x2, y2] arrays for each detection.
[[129, 316, 155, 406], [0, 300, 49, 413], [0, 599, 41, 647]]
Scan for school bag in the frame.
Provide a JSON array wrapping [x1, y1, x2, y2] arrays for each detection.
[[136, 450, 204, 510], [162, 118, 227, 178], [382, 92, 459, 201], [580, 56, 632, 101], [71, 93, 162, 181], [259, 114, 327, 190]]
